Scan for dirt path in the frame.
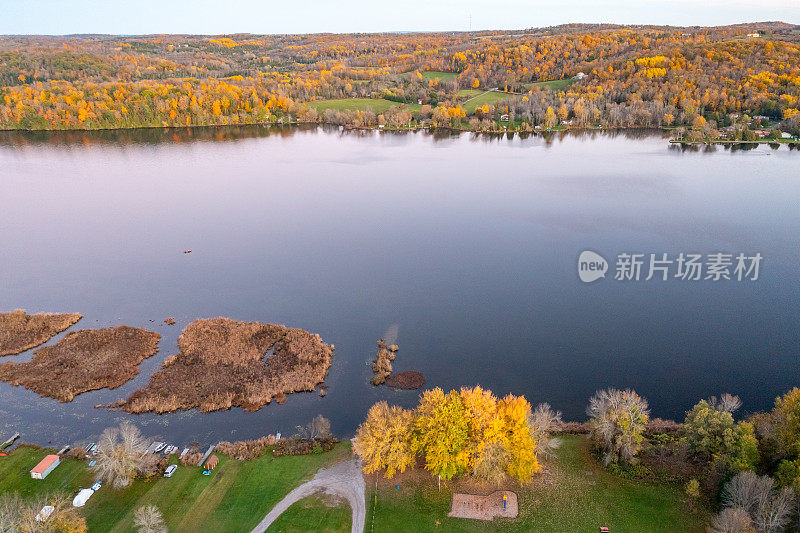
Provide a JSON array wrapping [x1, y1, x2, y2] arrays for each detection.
[[250, 458, 366, 533]]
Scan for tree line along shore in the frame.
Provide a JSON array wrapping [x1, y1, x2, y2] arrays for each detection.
[[4, 383, 800, 532], [1, 23, 799, 141]]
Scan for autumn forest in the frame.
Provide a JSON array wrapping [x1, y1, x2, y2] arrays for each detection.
[[2, 22, 800, 136]]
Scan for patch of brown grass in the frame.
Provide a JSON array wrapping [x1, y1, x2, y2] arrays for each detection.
[[216, 436, 277, 460], [116, 318, 333, 413], [0, 309, 82, 356], [0, 326, 160, 402]]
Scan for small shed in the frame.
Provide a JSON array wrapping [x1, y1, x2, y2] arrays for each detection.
[[205, 455, 219, 470], [30, 455, 60, 479]]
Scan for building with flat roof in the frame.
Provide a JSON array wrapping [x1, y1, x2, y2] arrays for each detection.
[[30, 455, 60, 479]]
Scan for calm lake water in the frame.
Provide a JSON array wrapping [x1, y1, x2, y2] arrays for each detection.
[[1, 126, 798, 447]]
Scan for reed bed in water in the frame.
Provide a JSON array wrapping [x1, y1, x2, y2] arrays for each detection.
[[115, 317, 333, 414], [0, 309, 82, 356], [0, 326, 160, 401]]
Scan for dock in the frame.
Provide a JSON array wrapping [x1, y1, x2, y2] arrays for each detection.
[[1, 432, 20, 450], [198, 445, 215, 467]]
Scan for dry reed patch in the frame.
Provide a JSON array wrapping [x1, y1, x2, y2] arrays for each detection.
[[116, 318, 333, 414], [0, 309, 82, 356], [0, 326, 160, 401], [371, 339, 395, 385]]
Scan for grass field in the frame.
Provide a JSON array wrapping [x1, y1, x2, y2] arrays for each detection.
[[308, 98, 400, 114], [462, 91, 513, 114], [420, 71, 458, 82], [308, 98, 422, 116], [522, 78, 577, 92], [0, 443, 352, 533], [365, 435, 710, 533], [456, 89, 483, 98], [267, 494, 351, 532]]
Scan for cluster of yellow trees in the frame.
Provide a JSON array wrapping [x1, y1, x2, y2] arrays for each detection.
[[0, 78, 298, 130], [353, 386, 539, 484]]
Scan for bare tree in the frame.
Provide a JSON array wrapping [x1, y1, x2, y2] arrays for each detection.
[[295, 414, 332, 440], [92, 421, 149, 489], [0, 493, 21, 533], [528, 403, 563, 460], [721, 471, 796, 533], [711, 507, 756, 533], [709, 393, 743, 414], [0, 492, 85, 533], [587, 388, 650, 464], [754, 487, 795, 533], [722, 471, 774, 517], [133, 505, 166, 533]]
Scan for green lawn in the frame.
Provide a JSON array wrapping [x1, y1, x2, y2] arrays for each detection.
[[0, 443, 352, 533], [308, 98, 401, 114], [0, 445, 92, 498], [462, 91, 513, 114], [1, 437, 709, 533], [521, 78, 577, 92], [366, 435, 710, 533], [456, 89, 483, 98], [420, 71, 458, 82], [267, 494, 351, 532]]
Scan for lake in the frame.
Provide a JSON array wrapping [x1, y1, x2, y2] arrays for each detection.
[[1, 126, 798, 447]]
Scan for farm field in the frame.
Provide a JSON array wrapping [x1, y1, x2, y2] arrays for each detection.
[[462, 91, 513, 113]]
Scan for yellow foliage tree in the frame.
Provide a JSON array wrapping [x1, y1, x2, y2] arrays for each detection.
[[411, 388, 472, 481], [497, 394, 540, 483], [353, 401, 416, 478]]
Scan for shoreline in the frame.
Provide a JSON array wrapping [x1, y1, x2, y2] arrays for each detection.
[[2, 122, 797, 147]]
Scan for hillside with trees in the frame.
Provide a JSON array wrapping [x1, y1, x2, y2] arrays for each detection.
[[1, 22, 799, 135]]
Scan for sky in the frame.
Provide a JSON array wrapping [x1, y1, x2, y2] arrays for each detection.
[[1, 0, 798, 35]]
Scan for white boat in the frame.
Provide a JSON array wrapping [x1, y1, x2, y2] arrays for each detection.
[[153, 442, 166, 453], [72, 489, 94, 508]]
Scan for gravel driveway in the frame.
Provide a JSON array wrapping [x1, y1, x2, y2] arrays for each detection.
[[250, 458, 366, 533]]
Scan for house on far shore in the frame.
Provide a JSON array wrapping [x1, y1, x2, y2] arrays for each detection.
[[747, 33, 761, 38], [574, 72, 587, 80], [31, 455, 60, 479]]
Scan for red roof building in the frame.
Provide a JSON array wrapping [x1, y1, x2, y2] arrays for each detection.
[[31, 455, 60, 479]]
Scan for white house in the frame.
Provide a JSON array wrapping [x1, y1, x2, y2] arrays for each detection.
[[30, 455, 60, 480], [574, 72, 587, 80]]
